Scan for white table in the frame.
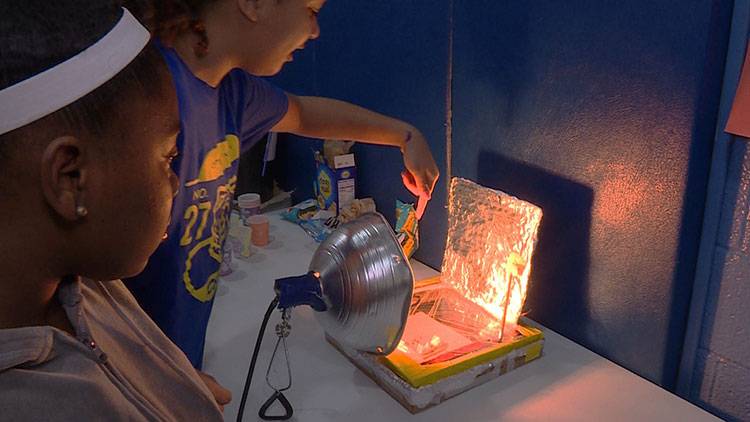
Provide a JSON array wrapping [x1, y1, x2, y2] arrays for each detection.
[[204, 211, 718, 422]]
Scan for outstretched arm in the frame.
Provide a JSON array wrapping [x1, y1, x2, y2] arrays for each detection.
[[272, 94, 439, 218]]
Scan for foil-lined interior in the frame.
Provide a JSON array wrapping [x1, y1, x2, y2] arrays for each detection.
[[397, 286, 523, 364], [441, 177, 543, 341], [396, 178, 543, 363]]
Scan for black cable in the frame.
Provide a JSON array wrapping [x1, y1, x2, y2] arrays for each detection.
[[236, 296, 279, 422]]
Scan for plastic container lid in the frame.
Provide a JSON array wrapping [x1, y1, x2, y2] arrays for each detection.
[[238, 193, 261, 208]]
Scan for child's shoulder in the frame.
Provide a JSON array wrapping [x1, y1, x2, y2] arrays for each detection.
[[0, 325, 54, 373], [81, 278, 152, 326]]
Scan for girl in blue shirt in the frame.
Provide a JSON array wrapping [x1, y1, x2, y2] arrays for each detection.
[[123, 0, 440, 399]]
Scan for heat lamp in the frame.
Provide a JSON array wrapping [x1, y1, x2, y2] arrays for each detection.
[[236, 212, 414, 421], [274, 212, 415, 353]]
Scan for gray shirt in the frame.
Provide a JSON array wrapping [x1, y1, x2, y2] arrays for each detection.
[[0, 277, 223, 421]]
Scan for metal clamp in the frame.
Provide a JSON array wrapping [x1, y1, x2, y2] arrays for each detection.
[[259, 309, 293, 421]]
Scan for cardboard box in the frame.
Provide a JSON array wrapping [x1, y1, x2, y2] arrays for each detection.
[[315, 152, 356, 216]]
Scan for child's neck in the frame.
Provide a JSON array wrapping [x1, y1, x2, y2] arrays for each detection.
[[0, 276, 67, 332], [173, 34, 234, 88], [0, 236, 72, 334]]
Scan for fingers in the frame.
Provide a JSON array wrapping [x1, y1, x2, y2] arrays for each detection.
[[403, 170, 433, 219], [401, 129, 439, 198], [401, 171, 422, 197], [427, 169, 439, 197], [422, 167, 439, 199], [403, 170, 436, 199], [415, 195, 427, 220], [423, 183, 433, 199], [197, 370, 233, 408], [215, 385, 232, 406]]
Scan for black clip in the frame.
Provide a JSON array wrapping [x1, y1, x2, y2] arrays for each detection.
[[258, 390, 294, 421]]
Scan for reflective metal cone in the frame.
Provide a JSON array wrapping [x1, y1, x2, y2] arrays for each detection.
[[310, 213, 414, 354]]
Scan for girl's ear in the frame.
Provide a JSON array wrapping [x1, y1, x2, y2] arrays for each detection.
[[39, 136, 88, 221], [237, 0, 262, 22]]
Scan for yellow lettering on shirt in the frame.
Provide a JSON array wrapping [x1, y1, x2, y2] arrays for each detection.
[[193, 188, 209, 201], [181, 175, 237, 302]]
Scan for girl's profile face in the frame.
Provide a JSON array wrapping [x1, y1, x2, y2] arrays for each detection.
[[83, 70, 181, 280], [242, 0, 326, 76]]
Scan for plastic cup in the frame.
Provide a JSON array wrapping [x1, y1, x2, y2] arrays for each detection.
[[238, 193, 261, 226], [249, 215, 270, 247]]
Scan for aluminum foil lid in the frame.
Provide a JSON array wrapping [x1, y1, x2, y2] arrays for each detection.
[[441, 178, 543, 340]]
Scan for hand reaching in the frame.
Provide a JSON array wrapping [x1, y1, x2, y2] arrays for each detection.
[[401, 130, 439, 219]]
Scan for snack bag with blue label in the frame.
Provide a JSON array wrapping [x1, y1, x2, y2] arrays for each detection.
[[395, 200, 419, 259]]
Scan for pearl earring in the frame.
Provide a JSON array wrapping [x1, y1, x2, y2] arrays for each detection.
[[76, 205, 88, 218]]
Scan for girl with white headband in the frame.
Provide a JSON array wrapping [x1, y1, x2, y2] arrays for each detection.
[[122, 0, 440, 376], [0, 2, 225, 419]]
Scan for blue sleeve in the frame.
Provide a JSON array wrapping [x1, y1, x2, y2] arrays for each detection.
[[228, 70, 289, 153]]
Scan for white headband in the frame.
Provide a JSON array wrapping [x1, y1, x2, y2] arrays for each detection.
[[0, 8, 150, 136]]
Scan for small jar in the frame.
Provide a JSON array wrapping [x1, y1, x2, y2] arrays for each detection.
[[249, 215, 270, 247], [238, 193, 261, 226]]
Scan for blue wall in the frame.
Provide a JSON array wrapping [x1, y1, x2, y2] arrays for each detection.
[[687, 137, 750, 421], [677, 3, 750, 420], [273, 0, 737, 406], [451, 0, 731, 388]]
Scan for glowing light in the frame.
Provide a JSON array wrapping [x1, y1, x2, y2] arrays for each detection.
[[441, 178, 543, 341], [395, 178, 542, 362], [397, 312, 472, 364]]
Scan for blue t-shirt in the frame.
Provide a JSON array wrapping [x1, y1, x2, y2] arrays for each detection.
[[124, 44, 288, 368]]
